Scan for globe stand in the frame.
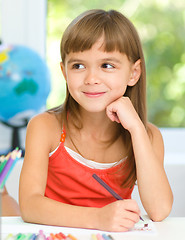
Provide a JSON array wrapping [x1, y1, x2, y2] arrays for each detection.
[[0, 119, 28, 156]]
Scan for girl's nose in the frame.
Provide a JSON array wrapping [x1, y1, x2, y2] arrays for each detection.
[[84, 70, 100, 85]]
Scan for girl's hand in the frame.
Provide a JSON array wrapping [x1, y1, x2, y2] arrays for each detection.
[[106, 97, 142, 132], [97, 199, 140, 232]]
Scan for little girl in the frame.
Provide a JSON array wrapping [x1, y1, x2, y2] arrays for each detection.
[[19, 9, 173, 232]]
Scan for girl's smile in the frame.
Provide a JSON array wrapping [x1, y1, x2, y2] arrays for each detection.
[[82, 91, 107, 98]]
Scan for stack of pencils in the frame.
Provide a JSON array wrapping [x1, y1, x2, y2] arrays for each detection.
[[0, 148, 22, 191]]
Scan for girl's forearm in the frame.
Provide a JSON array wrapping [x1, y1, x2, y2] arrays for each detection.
[[130, 124, 173, 221], [2, 192, 20, 216], [20, 194, 99, 229]]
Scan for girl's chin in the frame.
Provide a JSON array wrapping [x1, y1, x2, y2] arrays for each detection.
[[79, 106, 107, 114]]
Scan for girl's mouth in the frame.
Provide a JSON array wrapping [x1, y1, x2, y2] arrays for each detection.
[[82, 92, 106, 98]]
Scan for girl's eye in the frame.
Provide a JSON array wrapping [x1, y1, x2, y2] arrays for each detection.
[[72, 64, 85, 69], [102, 63, 114, 69]]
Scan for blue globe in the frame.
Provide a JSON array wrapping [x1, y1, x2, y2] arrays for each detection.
[[0, 44, 51, 125]]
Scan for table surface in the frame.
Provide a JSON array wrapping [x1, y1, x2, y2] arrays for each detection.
[[1, 216, 185, 240]]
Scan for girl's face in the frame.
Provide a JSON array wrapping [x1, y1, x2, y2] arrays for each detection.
[[61, 37, 141, 113]]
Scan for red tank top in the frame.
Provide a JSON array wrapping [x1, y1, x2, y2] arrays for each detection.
[[45, 132, 134, 208]]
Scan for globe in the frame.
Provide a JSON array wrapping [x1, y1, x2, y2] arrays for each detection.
[[0, 44, 51, 125]]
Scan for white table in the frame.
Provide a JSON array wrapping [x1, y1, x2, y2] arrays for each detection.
[[1, 216, 185, 240]]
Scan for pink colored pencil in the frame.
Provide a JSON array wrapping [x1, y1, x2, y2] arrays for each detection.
[[96, 233, 104, 240]]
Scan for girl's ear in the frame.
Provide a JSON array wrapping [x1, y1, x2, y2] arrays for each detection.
[[60, 62, 67, 81], [128, 59, 141, 86]]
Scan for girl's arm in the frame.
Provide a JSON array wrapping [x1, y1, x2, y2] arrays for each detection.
[[19, 113, 140, 231], [106, 97, 173, 221], [19, 113, 96, 228], [1, 187, 20, 216], [131, 122, 173, 221]]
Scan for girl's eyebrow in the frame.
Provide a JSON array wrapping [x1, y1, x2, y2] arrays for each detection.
[[67, 57, 122, 64], [67, 58, 84, 64], [101, 58, 122, 64]]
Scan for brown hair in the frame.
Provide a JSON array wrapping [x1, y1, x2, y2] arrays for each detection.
[[50, 9, 147, 187]]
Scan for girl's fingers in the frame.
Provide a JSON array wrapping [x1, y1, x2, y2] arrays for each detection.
[[110, 216, 137, 232], [119, 219, 136, 230], [122, 199, 141, 214], [106, 107, 120, 123], [122, 210, 140, 224]]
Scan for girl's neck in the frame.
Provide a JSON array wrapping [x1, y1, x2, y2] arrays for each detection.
[[75, 109, 120, 140]]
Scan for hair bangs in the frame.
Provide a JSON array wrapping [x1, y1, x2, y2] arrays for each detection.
[[101, 23, 130, 55], [62, 26, 103, 59], [61, 10, 136, 63], [61, 11, 106, 62]]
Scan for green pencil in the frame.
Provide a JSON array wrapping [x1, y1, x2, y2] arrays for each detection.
[[0, 160, 8, 174]]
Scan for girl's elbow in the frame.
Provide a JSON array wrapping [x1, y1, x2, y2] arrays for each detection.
[[150, 210, 170, 222], [149, 200, 173, 222], [20, 211, 30, 223], [19, 202, 29, 222], [19, 198, 33, 223]]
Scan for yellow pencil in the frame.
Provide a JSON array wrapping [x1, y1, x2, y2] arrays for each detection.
[[91, 234, 98, 240], [4, 233, 14, 240], [67, 234, 78, 240]]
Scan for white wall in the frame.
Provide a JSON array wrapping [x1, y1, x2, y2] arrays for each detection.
[[0, 0, 46, 59], [0, 0, 47, 204], [0, 0, 47, 153]]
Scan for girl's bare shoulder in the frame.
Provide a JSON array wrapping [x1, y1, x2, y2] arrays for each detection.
[[147, 122, 163, 141], [26, 112, 63, 147], [28, 111, 62, 130]]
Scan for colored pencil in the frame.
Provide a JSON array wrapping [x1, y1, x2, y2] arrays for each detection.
[[96, 233, 104, 240], [0, 159, 8, 174], [92, 173, 144, 221], [0, 150, 22, 189], [107, 235, 115, 240], [24, 233, 34, 240], [58, 232, 67, 239], [91, 234, 98, 240], [0, 148, 22, 193], [4, 234, 14, 240], [92, 174, 122, 200], [102, 234, 113, 240], [29, 234, 37, 240], [35, 230, 47, 240], [0, 150, 17, 184], [67, 234, 78, 240]]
